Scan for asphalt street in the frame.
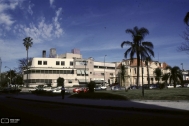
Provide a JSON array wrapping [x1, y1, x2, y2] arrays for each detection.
[[0, 96, 189, 126]]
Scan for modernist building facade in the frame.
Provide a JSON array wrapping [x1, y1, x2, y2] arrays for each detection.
[[24, 49, 120, 87], [23, 48, 170, 87]]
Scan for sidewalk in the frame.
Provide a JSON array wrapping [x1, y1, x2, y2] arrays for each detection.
[[6, 93, 189, 115]]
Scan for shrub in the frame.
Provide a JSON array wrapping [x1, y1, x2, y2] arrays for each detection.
[[57, 77, 64, 87], [87, 81, 96, 93]]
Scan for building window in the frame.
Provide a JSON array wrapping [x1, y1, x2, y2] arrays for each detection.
[[53, 70, 57, 74], [43, 61, 47, 65], [45, 70, 48, 74], [36, 70, 40, 73], [70, 61, 73, 66], [56, 61, 60, 65], [68, 80, 72, 83], [101, 73, 104, 75], [38, 61, 42, 65], [110, 73, 113, 76], [61, 61, 65, 66], [31, 70, 35, 73], [134, 68, 136, 74], [99, 66, 105, 69], [107, 67, 115, 69], [49, 70, 52, 74], [60, 70, 63, 74]]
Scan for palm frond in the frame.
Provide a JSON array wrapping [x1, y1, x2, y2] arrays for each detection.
[[184, 12, 189, 26], [121, 41, 132, 48], [142, 41, 154, 48]]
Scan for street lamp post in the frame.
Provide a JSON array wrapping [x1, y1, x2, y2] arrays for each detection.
[[5, 66, 11, 86], [83, 60, 87, 85], [104, 55, 107, 86]]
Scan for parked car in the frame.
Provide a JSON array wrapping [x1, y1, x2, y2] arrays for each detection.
[[183, 83, 189, 87], [83, 87, 89, 93], [128, 85, 137, 90], [43, 87, 54, 92], [73, 87, 88, 93], [176, 85, 181, 88], [100, 86, 107, 90], [149, 84, 158, 89], [112, 86, 120, 90], [94, 86, 102, 91], [167, 84, 181, 88], [28, 87, 37, 92], [111, 85, 125, 90], [167, 84, 174, 88], [52, 87, 70, 94]]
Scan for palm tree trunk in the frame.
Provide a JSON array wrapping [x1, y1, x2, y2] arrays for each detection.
[[27, 49, 28, 88], [147, 64, 150, 88], [137, 52, 140, 88], [142, 67, 144, 96]]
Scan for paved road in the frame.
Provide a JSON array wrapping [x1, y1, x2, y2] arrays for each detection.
[[0, 96, 189, 126]]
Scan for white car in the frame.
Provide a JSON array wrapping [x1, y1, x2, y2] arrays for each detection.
[[28, 87, 37, 92], [100, 86, 107, 90], [167, 84, 181, 88], [52, 88, 61, 93], [149, 85, 156, 89], [43, 87, 54, 91], [167, 85, 174, 88], [52, 87, 70, 93]]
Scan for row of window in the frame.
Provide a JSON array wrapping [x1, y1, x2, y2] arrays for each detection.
[[24, 79, 74, 83], [24, 70, 74, 74], [24, 79, 52, 83], [38, 60, 73, 66], [94, 66, 115, 69]]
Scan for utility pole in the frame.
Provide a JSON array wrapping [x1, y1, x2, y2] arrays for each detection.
[[83, 60, 87, 85], [104, 55, 107, 86], [0, 58, 2, 83]]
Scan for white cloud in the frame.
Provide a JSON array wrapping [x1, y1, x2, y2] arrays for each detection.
[[53, 8, 63, 37], [0, 13, 14, 26], [27, 1, 34, 15], [49, 0, 55, 8], [14, 7, 64, 43], [0, 0, 22, 29]]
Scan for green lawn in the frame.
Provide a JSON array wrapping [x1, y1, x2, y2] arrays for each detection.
[[69, 88, 189, 101]]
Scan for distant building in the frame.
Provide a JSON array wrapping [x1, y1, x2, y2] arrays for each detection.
[[117, 58, 169, 87]]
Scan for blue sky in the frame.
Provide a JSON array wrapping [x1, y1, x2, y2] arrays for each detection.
[[0, 0, 189, 72]]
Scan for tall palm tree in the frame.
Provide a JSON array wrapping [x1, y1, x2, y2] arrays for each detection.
[[154, 68, 162, 86], [165, 66, 183, 88], [162, 73, 169, 88], [120, 63, 127, 91], [184, 12, 189, 26], [121, 26, 154, 88], [23, 37, 33, 87], [144, 56, 152, 88]]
